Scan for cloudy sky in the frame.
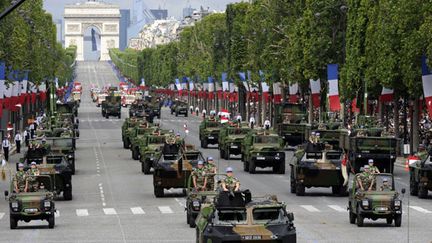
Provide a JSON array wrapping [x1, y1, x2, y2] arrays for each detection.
[[43, 0, 243, 20]]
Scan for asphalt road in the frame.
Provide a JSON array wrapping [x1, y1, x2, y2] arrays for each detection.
[[0, 61, 430, 242]]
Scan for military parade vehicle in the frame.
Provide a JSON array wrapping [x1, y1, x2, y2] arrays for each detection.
[[101, 96, 121, 119], [199, 118, 222, 148], [241, 130, 286, 174], [121, 117, 147, 149], [57, 102, 78, 117], [140, 133, 170, 174], [290, 141, 346, 196], [409, 152, 432, 198], [348, 173, 405, 227], [340, 116, 399, 174], [171, 101, 188, 117], [96, 93, 108, 107], [6, 175, 56, 229], [218, 124, 251, 160], [195, 190, 296, 242], [275, 102, 310, 147], [129, 125, 158, 160], [129, 102, 147, 118], [153, 141, 201, 197], [30, 138, 77, 174]]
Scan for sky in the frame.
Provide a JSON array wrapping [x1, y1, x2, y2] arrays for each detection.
[[43, 0, 243, 20]]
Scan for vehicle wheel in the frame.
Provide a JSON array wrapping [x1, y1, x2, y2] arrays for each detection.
[[196, 228, 200, 243], [71, 160, 76, 175], [349, 207, 356, 224], [356, 210, 364, 227], [64, 190, 73, 201], [290, 170, 296, 194], [201, 139, 208, 148], [332, 186, 340, 195], [158, 115, 161, 119], [124, 139, 130, 149], [394, 214, 402, 227], [10, 216, 17, 229], [386, 217, 393, 225], [48, 215, 55, 229], [249, 160, 256, 174], [339, 185, 348, 197], [118, 114, 121, 119], [410, 174, 418, 196], [186, 209, 190, 225], [295, 183, 305, 196], [185, 113, 188, 117], [105, 114, 109, 119], [418, 184, 428, 199], [132, 148, 139, 160], [143, 160, 151, 175], [219, 149, 225, 159], [224, 149, 230, 160], [277, 162, 285, 174], [154, 186, 164, 198], [241, 153, 244, 162], [175, 112, 178, 117], [243, 161, 249, 172], [189, 212, 196, 228]]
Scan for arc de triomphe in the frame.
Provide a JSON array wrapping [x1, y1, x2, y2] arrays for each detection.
[[64, 1, 120, 61]]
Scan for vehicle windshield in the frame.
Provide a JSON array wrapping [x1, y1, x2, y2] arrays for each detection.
[[254, 136, 279, 144], [52, 139, 73, 148], [149, 137, 165, 144], [215, 209, 247, 225], [326, 152, 341, 160], [206, 122, 220, 128], [374, 174, 394, 191], [137, 129, 151, 135], [252, 207, 285, 224], [356, 138, 397, 148], [228, 128, 249, 135], [306, 152, 322, 159]]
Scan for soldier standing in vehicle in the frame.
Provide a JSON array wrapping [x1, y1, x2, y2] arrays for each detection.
[[221, 167, 240, 192], [356, 165, 375, 191], [192, 161, 207, 191], [263, 118, 271, 130], [13, 163, 28, 193], [27, 161, 40, 192], [205, 157, 217, 190], [380, 178, 392, 191], [368, 159, 380, 174]]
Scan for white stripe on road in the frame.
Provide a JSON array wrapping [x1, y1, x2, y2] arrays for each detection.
[[76, 209, 89, 216], [328, 205, 346, 213], [158, 206, 174, 214], [0, 213, 5, 220], [103, 208, 117, 215], [55, 211, 60, 218], [130, 207, 145, 215], [409, 206, 432, 213], [300, 205, 321, 212]]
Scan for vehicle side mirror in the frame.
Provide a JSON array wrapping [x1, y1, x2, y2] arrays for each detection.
[[401, 188, 406, 194], [4, 190, 9, 198], [287, 212, 294, 221]]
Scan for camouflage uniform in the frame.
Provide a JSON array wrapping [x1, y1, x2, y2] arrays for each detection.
[[205, 164, 217, 190], [27, 168, 40, 192], [358, 172, 375, 190], [369, 165, 380, 174], [13, 171, 27, 192], [222, 176, 240, 191], [192, 168, 207, 189], [380, 183, 392, 191]]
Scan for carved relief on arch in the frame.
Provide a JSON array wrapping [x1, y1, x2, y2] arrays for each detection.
[[81, 23, 103, 34]]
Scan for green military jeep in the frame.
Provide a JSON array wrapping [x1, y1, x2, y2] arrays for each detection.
[[31, 138, 76, 174], [140, 134, 168, 174], [409, 152, 432, 198], [348, 173, 405, 227], [121, 117, 146, 149], [129, 125, 158, 160], [199, 118, 222, 148], [173, 101, 188, 117], [101, 96, 121, 119], [195, 190, 296, 243], [242, 130, 285, 174], [218, 125, 251, 160], [275, 103, 310, 147], [6, 175, 56, 229]]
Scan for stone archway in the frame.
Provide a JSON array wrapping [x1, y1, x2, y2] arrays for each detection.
[[64, 1, 120, 61]]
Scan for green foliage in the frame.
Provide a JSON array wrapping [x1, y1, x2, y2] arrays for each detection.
[[110, 48, 139, 84]]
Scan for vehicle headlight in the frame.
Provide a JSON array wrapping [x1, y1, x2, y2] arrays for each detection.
[[11, 202, 18, 208], [394, 200, 401, 207], [390, 155, 395, 159], [357, 154, 362, 158], [44, 201, 51, 208], [276, 153, 280, 156], [256, 153, 260, 156], [362, 200, 369, 208], [68, 155, 73, 158]]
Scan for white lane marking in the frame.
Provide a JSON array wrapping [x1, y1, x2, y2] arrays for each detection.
[[158, 206, 174, 214], [328, 205, 346, 213], [76, 209, 89, 216], [103, 208, 117, 215], [55, 211, 60, 218], [409, 206, 432, 213], [300, 205, 321, 212], [0, 213, 5, 219], [174, 198, 186, 207], [130, 207, 145, 215]]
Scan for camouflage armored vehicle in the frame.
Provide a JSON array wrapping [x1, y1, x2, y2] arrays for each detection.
[[218, 124, 251, 160], [121, 117, 146, 149], [409, 152, 432, 198], [196, 190, 296, 242], [30, 138, 76, 174], [340, 117, 399, 174], [129, 102, 147, 118], [199, 118, 222, 148], [21, 149, 73, 200], [290, 142, 346, 196], [172, 101, 188, 117], [101, 96, 121, 119], [153, 144, 202, 197], [348, 173, 405, 227], [57, 102, 78, 117], [140, 133, 169, 174], [242, 130, 285, 174], [129, 125, 158, 160], [6, 175, 56, 229], [275, 103, 310, 147]]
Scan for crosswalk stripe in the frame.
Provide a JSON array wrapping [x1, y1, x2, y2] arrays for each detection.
[[409, 206, 432, 214], [0, 213, 5, 220], [103, 208, 117, 215], [300, 205, 321, 212], [328, 205, 346, 213], [130, 207, 145, 215], [55, 211, 60, 218], [158, 206, 174, 214], [76, 209, 89, 217]]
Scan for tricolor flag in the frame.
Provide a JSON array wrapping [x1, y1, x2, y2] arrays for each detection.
[[422, 56, 432, 118], [188, 78, 194, 91], [175, 78, 181, 91], [259, 70, 270, 103], [0, 62, 4, 116], [289, 83, 299, 103], [327, 64, 341, 111], [310, 79, 321, 108], [380, 87, 394, 103], [273, 82, 282, 104], [208, 77, 215, 99], [216, 79, 223, 99], [239, 72, 248, 91], [222, 72, 229, 100]]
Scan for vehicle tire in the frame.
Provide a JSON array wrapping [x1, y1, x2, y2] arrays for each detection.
[[196, 228, 200, 243], [132, 148, 139, 160], [394, 214, 402, 227], [124, 139, 130, 149], [332, 186, 340, 195], [356, 210, 364, 227], [349, 207, 356, 224], [185, 113, 188, 117], [224, 149, 230, 160], [143, 160, 151, 175], [118, 114, 121, 119], [71, 160, 76, 175], [241, 153, 244, 161], [295, 183, 305, 196], [175, 112, 178, 117], [220, 149, 225, 159], [249, 160, 256, 174], [189, 213, 196, 228], [105, 114, 109, 119], [10, 216, 17, 229], [243, 161, 249, 172], [201, 139, 208, 148], [48, 215, 55, 229], [63, 190, 73, 201], [386, 217, 393, 225], [290, 170, 296, 194], [339, 185, 348, 197], [158, 115, 161, 119], [186, 209, 190, 225], [277, 162, 285, 174], [410, 174, 418, 196], [418, 184, 428, 199], [154, 187, 164, 198]]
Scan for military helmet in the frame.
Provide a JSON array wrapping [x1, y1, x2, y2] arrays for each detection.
[[226, 167, 233, 172], [364, 165, 370, 169], [383, 177, 388, 182], [31, 161, 37, 165], [368, 159, 374, 164], [197, 160, 204, 165], [18, 163, 24, 168], [207, 157, 214, 162]]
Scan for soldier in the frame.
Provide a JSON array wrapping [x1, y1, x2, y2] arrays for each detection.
[[221, 167, 240, 192], [309, 131, 316, 144], [192, 161, 207, 191], [380, 178, 392, 191], [356, 165, 375, 191], [27, 161, 40, 192], [205, 157, 217, 190], [264, 118, 271, 130], [13, 163, 28, 193], [368, 159, 380, 174]]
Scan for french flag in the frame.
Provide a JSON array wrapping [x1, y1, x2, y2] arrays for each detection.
[[289, 83, 299, 103], [327, 64, 341, 111], [175, 78, 181, 96], [259, 70, 270, 103], [273, 82, 282, 104], [208, 77, 215, 99], [222, 72, 229, 100], [0, 62, 4, 116], [239, 72, 248, 92], [310, 79, 321, 108], [422, 56, 432, 118], [380, 87, 394, 103]]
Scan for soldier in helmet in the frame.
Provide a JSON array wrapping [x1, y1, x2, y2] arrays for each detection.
[[368, 159, 380, 174], [205, 157, 217, 190], [380, 177, 392, 191], [356, 165, 375, 191], [221, 167, 240, 192], [13, 163, 28, 193], [27, 161, 40, 192], [192, 160, 207, 191]]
